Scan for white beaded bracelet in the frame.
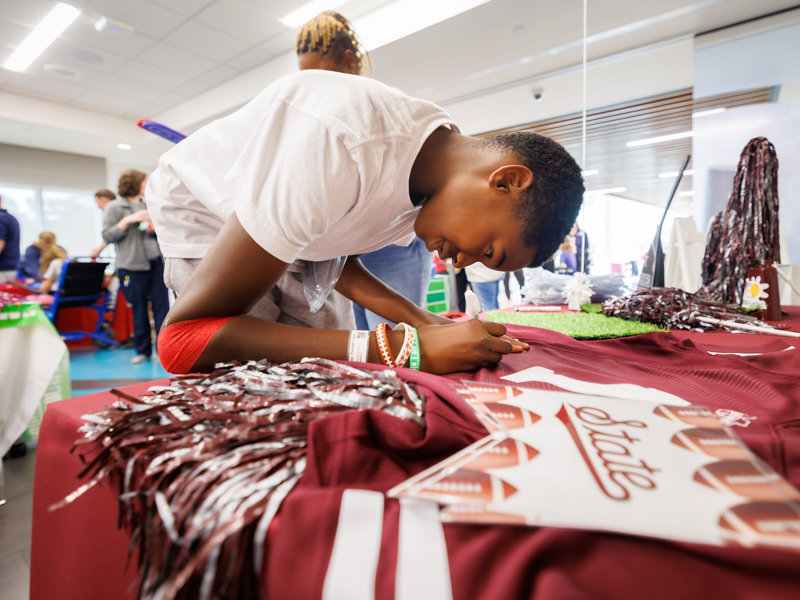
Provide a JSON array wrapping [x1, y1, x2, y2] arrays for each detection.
[[348, 330, 371, 363]]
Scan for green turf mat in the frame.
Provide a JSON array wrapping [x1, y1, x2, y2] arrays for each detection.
[[484, 309, 668, 340]]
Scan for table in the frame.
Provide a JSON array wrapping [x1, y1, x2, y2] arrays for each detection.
[[0, 303, 68, 457], [30, 308, 800, 599]]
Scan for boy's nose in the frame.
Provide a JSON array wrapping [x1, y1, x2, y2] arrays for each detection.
[[453, 252, 476, 268]]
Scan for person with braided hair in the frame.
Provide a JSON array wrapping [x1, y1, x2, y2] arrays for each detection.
[[296, 11, 435, 330], [296, 10, 371, 76]]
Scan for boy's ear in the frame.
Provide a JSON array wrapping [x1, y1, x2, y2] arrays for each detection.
[[488, 165, 533, 196], [343, 49, 357, 75]]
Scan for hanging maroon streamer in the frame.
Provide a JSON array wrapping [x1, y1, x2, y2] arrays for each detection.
[[699, 137, 780, 304]]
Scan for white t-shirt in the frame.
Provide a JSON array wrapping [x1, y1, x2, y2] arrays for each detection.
[[464, 262, 505, 283], [146, 70, 457, 264]]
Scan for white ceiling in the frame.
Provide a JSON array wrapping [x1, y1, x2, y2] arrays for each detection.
[[0, 0, 797, 164]]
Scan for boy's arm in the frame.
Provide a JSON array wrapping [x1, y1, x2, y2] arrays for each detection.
[[163, 214, 519, 374], [334, 256, 451, 327]]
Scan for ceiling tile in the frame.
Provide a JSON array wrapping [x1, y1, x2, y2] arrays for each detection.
[[45, 37, 130, 74], [95, 75, 165, 103], [260, 29, 297, 57], [151, 90, 191, 108], [63, 23, 157, 59], [195, 0, 285, 45], [246, 0, 307, 21], [80, 0, 186, 39], [112, 60, 190, 92], [34, 61, 108, 87], [164, 20, 249, 62], [197, 63, 240, 86], [171, 79, 214, 97], [71, 88, 144, 114], [0, 17, 34, 49], [227, 45, 275, 72], [138, 42, 217, 78], [148, 0, 217, 17], [0, 0, 57, 26]]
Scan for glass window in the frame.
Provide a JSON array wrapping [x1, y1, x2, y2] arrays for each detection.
[[0, 185, 40, 251], [42, 189, 101, 257]]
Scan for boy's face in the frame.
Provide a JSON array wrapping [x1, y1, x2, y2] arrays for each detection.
[[414, 176, 536, 272]]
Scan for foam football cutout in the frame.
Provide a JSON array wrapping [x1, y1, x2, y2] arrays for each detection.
[[418, 468, 517, 505], [653, 405, 721, 429], [441, 504, 531, 525], [461, 438, 539, 471], [483, 403, 540, 430], [719, 501, 800, 550], [671, 427, 751, 460], [694, 461, 800, 502], [461, 386, 525, 403]]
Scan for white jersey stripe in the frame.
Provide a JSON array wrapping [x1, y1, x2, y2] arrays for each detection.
[[396, 498, 453, 600], [323, 489, 385, 600]]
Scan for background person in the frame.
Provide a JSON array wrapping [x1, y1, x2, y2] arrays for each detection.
[[465, 262, 505, 312], [90, 189, 116, 258], [296, 11, 434, 330], [555, 236, 577, 274], [572, 223, 591, 273], [103, 169, 169, 364], [18, 232, 69, 283], [0, 195, 21, 283]]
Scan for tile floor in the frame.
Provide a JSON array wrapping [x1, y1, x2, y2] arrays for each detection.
[[0, 346, 170, 599]]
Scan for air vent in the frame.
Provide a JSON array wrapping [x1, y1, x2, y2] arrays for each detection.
[[43, 64, 82, 79]]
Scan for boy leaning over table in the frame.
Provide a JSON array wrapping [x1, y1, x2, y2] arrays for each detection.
[[146, 70, 584, 375]]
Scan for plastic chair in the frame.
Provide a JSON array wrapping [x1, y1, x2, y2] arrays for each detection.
[[43, 257, 118, 347]]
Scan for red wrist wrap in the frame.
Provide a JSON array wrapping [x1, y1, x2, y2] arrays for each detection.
[[157, 316, 235, 374]]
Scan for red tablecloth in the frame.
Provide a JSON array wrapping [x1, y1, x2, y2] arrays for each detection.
[[31, 309, 800, 600]]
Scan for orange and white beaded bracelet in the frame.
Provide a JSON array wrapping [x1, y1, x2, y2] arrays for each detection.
[[375, 322, 397, 367], [393, 323, 417, 368]]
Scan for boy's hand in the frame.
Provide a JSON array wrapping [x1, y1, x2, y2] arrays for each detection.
[[417, 320, 524, 374]]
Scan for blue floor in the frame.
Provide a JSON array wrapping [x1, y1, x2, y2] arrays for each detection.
[[68, 346, 171, 396]]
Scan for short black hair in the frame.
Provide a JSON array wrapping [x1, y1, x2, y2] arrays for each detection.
[[486, 132, 584, 267]]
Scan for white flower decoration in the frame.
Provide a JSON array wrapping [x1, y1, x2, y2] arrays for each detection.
[[563, 272, 594, 310], [742, 276, 769, 310]]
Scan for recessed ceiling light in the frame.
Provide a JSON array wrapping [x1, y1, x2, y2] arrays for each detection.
[[117, 143, 131, 150], [626, 131, 694, 147], [678, 191, 694, 197], [659, 170, 694, 178], [584, 187, 627, 196], [581, 169, 599, 176], [692, 107, 726, 119], [3, 3, 80, 72], [43, 63, 82, 79]]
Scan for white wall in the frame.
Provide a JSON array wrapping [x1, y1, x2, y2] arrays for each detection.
[[429, 37, 694, 135], [694, 20, 800, 99]]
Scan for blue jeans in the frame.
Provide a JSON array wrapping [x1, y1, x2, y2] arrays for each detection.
[[469, 280, 500, 312], [353, 238, 433, 330], [119, 258, 170, 357]]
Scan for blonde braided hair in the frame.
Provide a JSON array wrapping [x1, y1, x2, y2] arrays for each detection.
[[295, 11, 372, 76]]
